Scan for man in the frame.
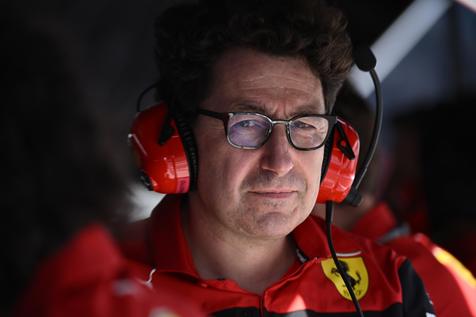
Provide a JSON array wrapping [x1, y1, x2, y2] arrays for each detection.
[[313, 84, 476, 316], [0, 7, 203, 317], [124, 0, 435, 315]]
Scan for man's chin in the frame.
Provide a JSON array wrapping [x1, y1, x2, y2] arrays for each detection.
[[250, 211, 301, 238]]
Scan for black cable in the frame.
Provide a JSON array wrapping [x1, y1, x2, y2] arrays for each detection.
[[323, 46, 381, 315], [325, 201, 365, 317]]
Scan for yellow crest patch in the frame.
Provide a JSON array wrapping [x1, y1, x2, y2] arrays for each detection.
[[321, 257, 369, 300]]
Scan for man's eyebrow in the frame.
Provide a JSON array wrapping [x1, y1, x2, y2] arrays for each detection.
[[231, 103, 325, 115], [231, 103, 265, 113], [288, 103, 326, 116]]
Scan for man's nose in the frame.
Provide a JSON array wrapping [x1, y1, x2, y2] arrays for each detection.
[[259, 125, 294, 176]]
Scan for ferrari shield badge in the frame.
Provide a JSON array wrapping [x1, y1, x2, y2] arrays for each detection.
[[321, 256, 369, 300]]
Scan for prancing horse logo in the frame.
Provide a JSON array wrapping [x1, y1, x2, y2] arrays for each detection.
[[331, 260, 361, 289], [321, 257, 369, 301]]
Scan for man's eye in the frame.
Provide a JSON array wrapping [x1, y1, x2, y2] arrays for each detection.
[[293, 121, 315, 130], [237, 120, 263, 129]]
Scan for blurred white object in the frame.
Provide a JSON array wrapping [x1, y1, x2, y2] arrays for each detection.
[[130, 183, 164, 220], [456, 0, 476, 12], [349, 0, 452, 98]]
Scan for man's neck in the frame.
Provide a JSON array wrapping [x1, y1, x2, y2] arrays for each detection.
[[182, 203, 297, 295]]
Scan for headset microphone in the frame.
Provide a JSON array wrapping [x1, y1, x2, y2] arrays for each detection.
[[353, 45, 377, 72], [340, 45, 383, 207], [351, 45, 383, 193]]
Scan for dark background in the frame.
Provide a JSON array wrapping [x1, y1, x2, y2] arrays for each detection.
[[12, 0, 476, 134]]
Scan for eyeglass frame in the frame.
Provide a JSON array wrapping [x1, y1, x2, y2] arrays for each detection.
[[196, 108, 337, 151]]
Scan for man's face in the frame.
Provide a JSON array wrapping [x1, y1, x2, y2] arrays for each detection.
[[190, 48, 326, 240]]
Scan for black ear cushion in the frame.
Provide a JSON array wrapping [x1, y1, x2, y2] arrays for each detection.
[[174, 113, 199, 190], [320, 127, 335, 182]]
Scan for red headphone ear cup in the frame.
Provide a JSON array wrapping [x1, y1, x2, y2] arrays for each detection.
[[317, 118, 360, 203], [129, 103, 193, 193]]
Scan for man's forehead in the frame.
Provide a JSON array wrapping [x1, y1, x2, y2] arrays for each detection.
[[212, 49, 319, 86], [206, 48, 325, 114]]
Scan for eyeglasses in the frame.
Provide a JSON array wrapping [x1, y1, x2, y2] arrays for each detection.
[[197, 108, 337, 151]]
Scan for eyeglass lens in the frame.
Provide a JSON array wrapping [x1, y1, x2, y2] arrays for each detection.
[[227, 113, 330, 149]]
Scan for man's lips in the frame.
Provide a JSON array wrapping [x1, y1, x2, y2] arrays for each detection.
[[248, 190, 298, 199]]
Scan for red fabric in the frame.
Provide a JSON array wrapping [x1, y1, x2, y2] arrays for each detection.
[[352, 202, 397, 240], [120, 195, 424, 315], [352, 202, 476, 317], [14, 224, 205, 317]]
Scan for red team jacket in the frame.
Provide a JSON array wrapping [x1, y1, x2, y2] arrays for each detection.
[[14, 224, 204, 317], [352, 202, 476, 316], [121, 195, 435, 316]]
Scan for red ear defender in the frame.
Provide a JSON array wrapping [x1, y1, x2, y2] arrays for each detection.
[[128, 103, 191, 193], [317, 118, 360, 203]]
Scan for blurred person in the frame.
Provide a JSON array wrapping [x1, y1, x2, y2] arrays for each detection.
[[387, 96, 476, 276], [419, 95, 476, 277], [123, 0, 435, 315], [385, 109, 431, 235], [0, 7, 203, 317], [313, 84, 476, 316]]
